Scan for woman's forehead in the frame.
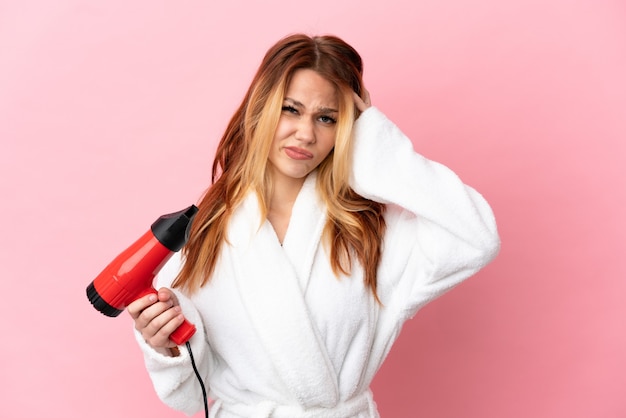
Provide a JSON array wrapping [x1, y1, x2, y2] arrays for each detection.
[[284, 69, 339, 109]]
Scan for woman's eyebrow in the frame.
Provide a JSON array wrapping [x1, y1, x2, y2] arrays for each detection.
[[284, 97, 338, 113], [284, 97, 303, 108]]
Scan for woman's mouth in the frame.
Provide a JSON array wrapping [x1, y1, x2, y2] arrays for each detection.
[[284, 146, 314, 160]]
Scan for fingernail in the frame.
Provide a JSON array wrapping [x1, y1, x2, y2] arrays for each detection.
[[174, 306, 182, 313], [149, 294, 157, 302]]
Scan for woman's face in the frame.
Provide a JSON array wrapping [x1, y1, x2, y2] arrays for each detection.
[[268, 69, 338, 187]]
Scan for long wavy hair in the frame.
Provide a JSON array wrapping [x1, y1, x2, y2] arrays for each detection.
[[173, 34, 386, 300]]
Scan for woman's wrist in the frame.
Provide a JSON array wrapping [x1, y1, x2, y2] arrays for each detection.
[[151, 344, 181, 357]]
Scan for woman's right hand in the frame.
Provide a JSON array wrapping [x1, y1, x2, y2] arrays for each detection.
[[127, 287, 185, 355], [353, 88, 372, 113]]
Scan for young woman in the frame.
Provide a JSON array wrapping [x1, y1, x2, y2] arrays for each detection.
[[128, 33, 500, 417]]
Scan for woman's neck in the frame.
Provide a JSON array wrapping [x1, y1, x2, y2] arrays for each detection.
[[267, 174, 306, 245]]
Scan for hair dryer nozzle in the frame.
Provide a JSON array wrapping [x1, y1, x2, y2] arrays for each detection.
[[151, 205, 199, 251]]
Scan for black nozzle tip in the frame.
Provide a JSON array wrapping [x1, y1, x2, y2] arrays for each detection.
[[151, 204, 199, 252], [86, 282, 123, 317]]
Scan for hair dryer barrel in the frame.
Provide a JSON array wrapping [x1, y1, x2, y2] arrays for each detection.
[[86, 205, 198, 345]]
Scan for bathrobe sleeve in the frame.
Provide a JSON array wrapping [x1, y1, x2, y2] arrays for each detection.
[[132, 253, 214, 416], [350, 107, 500, 320]]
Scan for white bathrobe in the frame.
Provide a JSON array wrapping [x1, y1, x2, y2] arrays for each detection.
[[135, 107, 501, 417]]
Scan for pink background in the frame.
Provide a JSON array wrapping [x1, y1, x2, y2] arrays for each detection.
[[1, 0, 625, 417]]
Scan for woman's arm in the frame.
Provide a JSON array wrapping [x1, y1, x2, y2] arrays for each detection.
[[129, 254, 213, 415], [350, 101, 500, 316]]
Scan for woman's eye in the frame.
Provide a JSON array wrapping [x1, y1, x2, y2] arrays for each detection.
[[319, 115, 337, 124], [282, 105, 298, 114]]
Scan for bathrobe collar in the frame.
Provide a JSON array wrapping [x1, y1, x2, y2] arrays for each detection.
[[226, 172, 339, 408]]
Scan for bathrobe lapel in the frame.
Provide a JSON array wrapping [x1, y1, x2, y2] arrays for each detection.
[[281, 174, 326, 292], [226, 174, 339, 408]]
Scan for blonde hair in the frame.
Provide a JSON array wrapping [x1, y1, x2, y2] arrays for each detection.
[[173, 34, 386, 300]]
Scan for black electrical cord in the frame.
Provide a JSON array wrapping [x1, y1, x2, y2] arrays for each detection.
[[186, 341, 208, 418]]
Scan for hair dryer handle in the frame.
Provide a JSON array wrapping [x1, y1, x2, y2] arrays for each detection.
[[170, 319, 197, 345], [139, 288, 197, 345]]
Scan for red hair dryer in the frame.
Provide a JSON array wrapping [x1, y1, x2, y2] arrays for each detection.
[[86, 205, 198, 345]]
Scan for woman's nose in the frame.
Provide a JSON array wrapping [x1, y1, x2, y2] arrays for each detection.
[[294, 118, 316, 144]]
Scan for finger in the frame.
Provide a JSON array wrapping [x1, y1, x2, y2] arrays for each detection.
[[353, 90, 371, 112], [145, 308, 185, 348], [134, 298, 175, 330], [362, 88, 371, 107], [157, 287, 179, 306], [353, 92, 368, 112], [127, 293, 158, 320]]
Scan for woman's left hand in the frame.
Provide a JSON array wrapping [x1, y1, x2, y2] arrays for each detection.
[[353, 88, 372, 112]]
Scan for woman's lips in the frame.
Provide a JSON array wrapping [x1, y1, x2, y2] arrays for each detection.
[[284, 146, 313, 160]]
